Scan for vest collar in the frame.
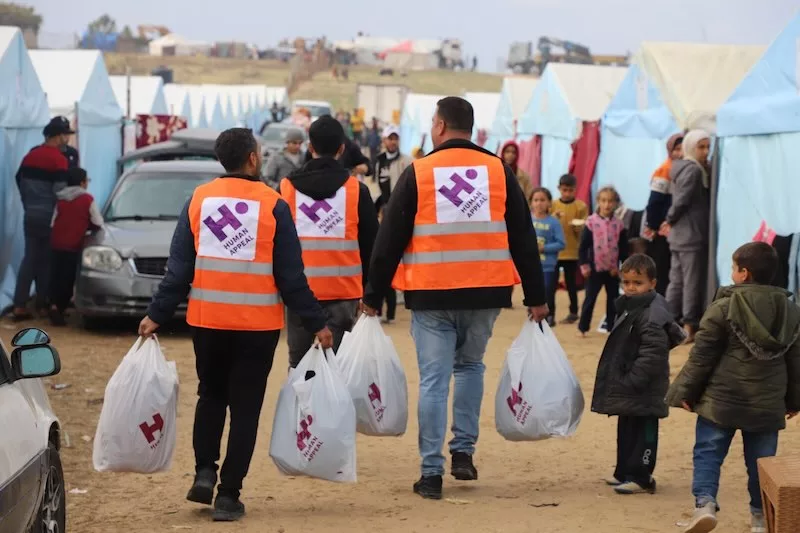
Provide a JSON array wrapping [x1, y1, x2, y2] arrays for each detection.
[[220, 172, 261, 182]]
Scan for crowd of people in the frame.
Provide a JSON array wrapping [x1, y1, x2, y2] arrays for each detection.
[[11, 94, 798, 533]]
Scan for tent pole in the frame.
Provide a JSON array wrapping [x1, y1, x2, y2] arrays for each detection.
[[706, 138, 722, 307]]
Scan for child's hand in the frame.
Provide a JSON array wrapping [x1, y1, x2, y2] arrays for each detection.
[[553, 210, 564, 219], [788, 411, 799, 420], [658, 222, 671, 237], [580, 264, 591, 277], [681, 401, 693, 412]]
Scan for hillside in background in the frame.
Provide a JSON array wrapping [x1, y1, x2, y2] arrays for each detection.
[[104, 53, 504, 111]]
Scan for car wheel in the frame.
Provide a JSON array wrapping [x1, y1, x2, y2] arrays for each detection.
[[32, 442, 66, 533]]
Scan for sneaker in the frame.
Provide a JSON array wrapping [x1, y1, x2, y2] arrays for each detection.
[[684, 502, 717, 533], [751, 512, 766, 533], [413, 475, 443, 500], [212, 494, 245, 522], [186, 469, 216, 505], [451, 452, 478, 481], [561, 313, 579, 325], [603, 476, 622, 486], [614, 479, 656, 494]]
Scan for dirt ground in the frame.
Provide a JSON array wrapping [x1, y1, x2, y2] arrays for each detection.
[[10, 291, 799, 533]]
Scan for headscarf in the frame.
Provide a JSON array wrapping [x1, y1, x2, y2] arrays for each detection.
[[501, 140, 520, 173], [682, 129, 711, 188], [666, 133, 683, 156]]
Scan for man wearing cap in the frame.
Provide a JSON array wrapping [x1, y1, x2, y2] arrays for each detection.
[[261, 127, 306, 190], [11, 116, 74, 320]]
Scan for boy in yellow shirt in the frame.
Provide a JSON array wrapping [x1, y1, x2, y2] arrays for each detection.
[[552, 174, 589, 323]]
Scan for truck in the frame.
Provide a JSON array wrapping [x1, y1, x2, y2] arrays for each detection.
[[356, 83, 409, 125], [507, 37, 594, 75]]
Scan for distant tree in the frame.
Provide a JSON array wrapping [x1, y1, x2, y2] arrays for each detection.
[[120, 24, 133, 39], [0, 2, 43, 33], [87, 14, 117, 35]]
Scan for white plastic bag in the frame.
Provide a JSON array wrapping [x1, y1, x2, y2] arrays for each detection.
[[495, 321, 584, 441], [269, 345, 357, 482], [93, 336, 179, 473], [336, 315, 408, 436]]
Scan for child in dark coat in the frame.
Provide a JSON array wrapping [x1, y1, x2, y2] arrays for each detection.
[[591, 254, 685, 495]]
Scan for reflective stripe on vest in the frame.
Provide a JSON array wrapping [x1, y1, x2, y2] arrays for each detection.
[[280, 177, 363, 300], [391, 148, 520, 292], [186, 177, 285, 331]]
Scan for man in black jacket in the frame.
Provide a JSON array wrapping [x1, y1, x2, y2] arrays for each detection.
[[280, 116, 379, 367], [303, 122, 372, 176], [138, 128, 331, 521], [362, 97, 549, 500]]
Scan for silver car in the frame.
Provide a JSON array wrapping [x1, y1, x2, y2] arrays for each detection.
[[75, 160, 223, 326]]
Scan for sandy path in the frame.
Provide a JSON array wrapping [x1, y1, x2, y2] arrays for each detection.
[[16, 291, 797, 533]]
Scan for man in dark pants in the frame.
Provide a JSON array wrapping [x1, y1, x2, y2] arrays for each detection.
[[12, 116, 72, 320], [139, 128, 332, 522], [280, 116, 379, 367]]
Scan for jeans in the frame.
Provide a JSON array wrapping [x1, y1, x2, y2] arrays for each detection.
[[287, 299, 359, 367], [411, 308, 501, 477], [579, 271, 619, 333], [14, 225, 51, 309], [692, 416, 778, 514]]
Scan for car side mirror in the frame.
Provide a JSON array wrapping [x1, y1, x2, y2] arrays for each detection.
[[11, 327, 50, 347], [11, 345, 61, 379]]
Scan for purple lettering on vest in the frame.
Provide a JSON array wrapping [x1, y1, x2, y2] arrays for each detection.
[[203, 202, 247, 241], [299, 200, 332, 223], [438, 169, 478, 207]]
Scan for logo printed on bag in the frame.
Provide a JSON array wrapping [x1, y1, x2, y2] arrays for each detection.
[[368, 383, 385, 422], [506, 382, 532, 424], [296, 414, 323, 461], [198, 197, 260, 260], [139, 413, 165, 449], [433, 165, 491, 223]]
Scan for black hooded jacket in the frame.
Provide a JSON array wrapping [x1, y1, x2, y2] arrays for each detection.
[[303, 137, 372, 176], [284, 157, 379, 288]]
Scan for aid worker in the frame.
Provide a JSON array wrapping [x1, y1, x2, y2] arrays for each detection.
[[138, 128, 332, 522], [362, 97, 549, 501], [280, 115, 379, 367]]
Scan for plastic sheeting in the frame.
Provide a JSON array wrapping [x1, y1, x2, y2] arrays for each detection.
[[488, 76, 538, 148], [109, 76, 169, 117], [594, 131, 667, 209], [30, 50, 123, 206], [399, 93, 443, 155], [162, 84, 191, 120], [568, 121, 601, 206], [539, 136, 573, 193], [0, 27, 51, 311], [464, 91, 500, 147]]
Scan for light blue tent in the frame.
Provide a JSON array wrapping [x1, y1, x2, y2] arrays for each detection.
[[594, 42, 765, 210], [0, 27, 50, 311], [183, 85, 209, 128], [399, 93, 443, 155], [715, 13, 800, 286], [163, 83, 191, 121], [29, 49, 123, 207], [109, 75, 169, 117], [519, 63, 626, 194], [202, 86, 235, 128], [487, 76, 538, 151]]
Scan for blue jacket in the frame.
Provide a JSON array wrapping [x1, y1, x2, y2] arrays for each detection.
[[147, 176, 327, 333], [532, 214, 565, 272]]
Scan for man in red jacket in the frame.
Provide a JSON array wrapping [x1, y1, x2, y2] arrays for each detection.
[[48, 167, 103, 325]]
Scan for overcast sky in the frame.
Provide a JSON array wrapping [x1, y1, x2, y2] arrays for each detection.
[[33, 0, 798, 71]]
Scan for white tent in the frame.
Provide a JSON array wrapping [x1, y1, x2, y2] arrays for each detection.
[[464, 91, 501, 149], [109, 75, 169, 117], [162, 84, 191, 120], [180, 85, 209, 128], [202, 85, 236, 127], [0, 26, 50, 310], [148, 33, 211, 57], [30, 49, 122, 206], [399, 93, 444, 154], [488, 76, 538, 149]]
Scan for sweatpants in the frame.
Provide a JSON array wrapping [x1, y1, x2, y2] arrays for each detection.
[[192, 327, 279, 499], [287, 299, 359, 367], [556, 260, 580, 317], [14, 226, 52, 309], [666, 250, 706, 327], [49, 250, 79, 313], [615, 415, 659, 487], [579, 271, 619, 334], [646, 236, 671, 296]]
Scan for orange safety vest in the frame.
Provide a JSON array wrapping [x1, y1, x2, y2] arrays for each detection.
[[280, 176, 362, 300], [186, 177, 285, 331], [392, 148, 520, 291]]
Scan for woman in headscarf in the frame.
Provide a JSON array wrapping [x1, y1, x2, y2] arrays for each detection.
[[501, 140, 533, 203], [643, 133, 684, 295], [659, 129, 711, 343]]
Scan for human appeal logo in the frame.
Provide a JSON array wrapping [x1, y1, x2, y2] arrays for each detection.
[[298, 198, 343, 235], [139, 413, 165, 450], [296, 414, 323, 461], [437, 168, 489, 219], [506, 382, 532, 425], [203, 202, 254, 256], [298, 200, 332, 223], [368, 383, 386, 422]]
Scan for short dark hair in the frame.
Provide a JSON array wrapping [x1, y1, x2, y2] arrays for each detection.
[[621, 253, 657, 280], [628, 237, 648, 255], [436, 97, 474, 133], [732, 242, 778, 285], [308, 115, 345, 157], [214, 128, 258, 172], [559, 174, 577, 188], [66, 167, 87, 187], [531, 187, 552, 201]]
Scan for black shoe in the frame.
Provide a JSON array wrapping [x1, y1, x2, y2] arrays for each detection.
[[48, 308, 66, 327], [413, 476, 443, 500], [212, 494, 245, 522], [546, 316, 556, 328], [186, 469, 216, 505], [561, 313, 579, 325], [451, 452, 478, 481]]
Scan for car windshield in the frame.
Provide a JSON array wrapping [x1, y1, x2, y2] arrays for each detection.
[[307, 105, 331, 117], [262, 126, 288, 142], [105, 172, 215, 220]]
